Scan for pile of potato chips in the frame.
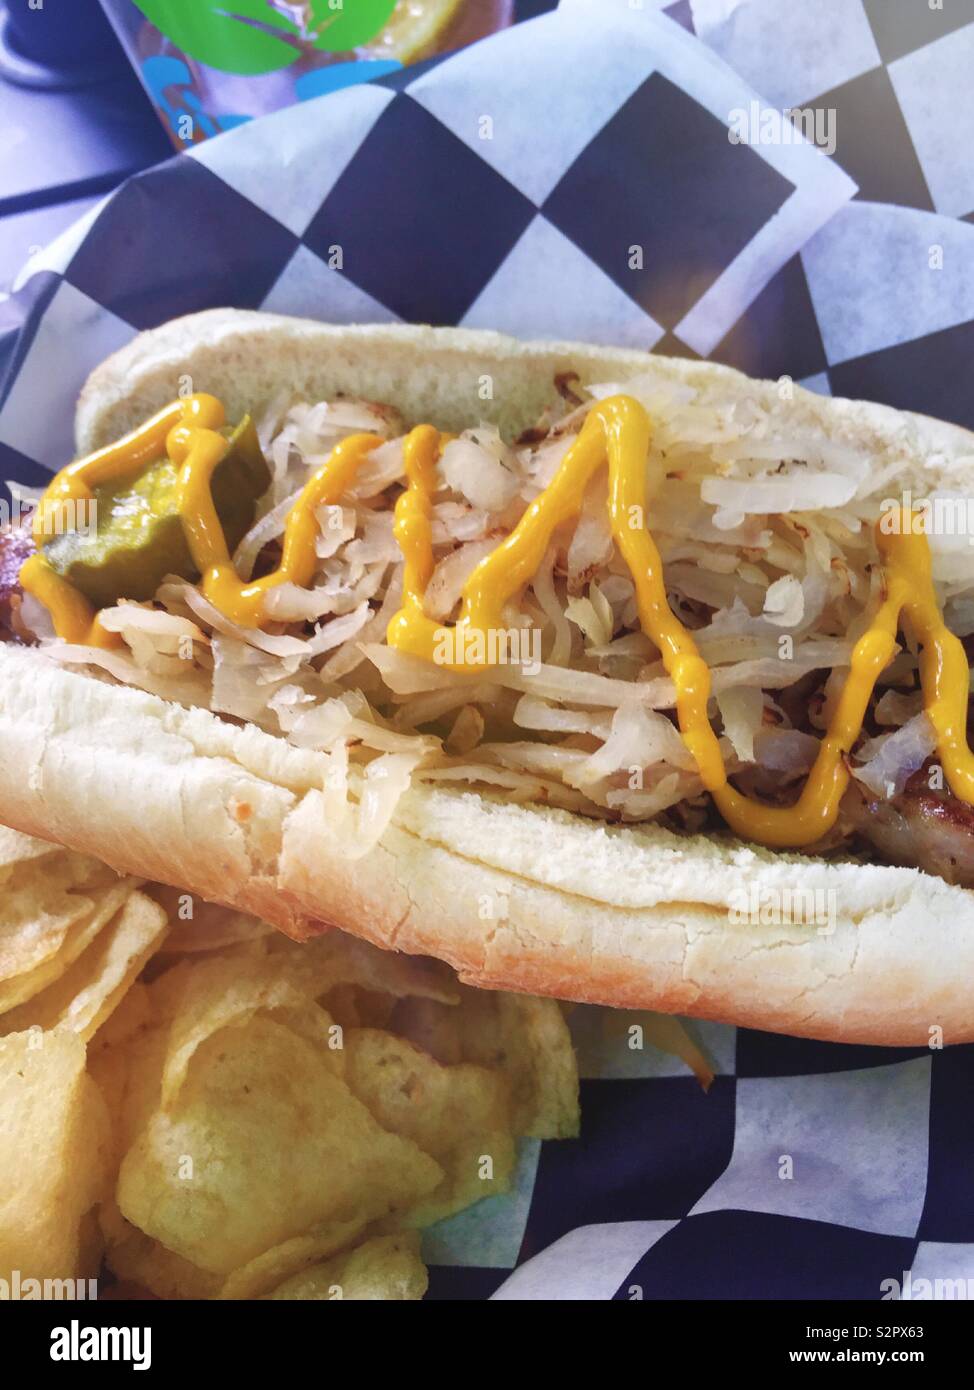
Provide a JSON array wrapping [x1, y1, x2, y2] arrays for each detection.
[[0, 828, 579, 1299]]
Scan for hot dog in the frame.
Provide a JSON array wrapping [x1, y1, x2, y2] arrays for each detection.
[[2, 308, 974, 1044]]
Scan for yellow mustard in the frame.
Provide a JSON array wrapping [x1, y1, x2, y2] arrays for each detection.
[[22, 391, 970, 849]]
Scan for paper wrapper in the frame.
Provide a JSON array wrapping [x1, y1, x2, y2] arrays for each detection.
[[2, 0, 974, 1299]]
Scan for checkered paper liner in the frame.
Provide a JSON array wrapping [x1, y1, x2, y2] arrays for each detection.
[[2, 0, 974, 1300]]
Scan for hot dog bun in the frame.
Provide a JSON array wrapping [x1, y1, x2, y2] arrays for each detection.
[[2, 308, 974, 1045]]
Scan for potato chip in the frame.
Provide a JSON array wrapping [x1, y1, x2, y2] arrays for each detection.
[[461, 992, 580, 1139], [0, 856, 580, 1301], [388, 996, 464, 1064], [117, 1013, 443, 1275], [98, 966, 342, 1184], [87, 979, 165, 1168], [343, 1028, 516, 1226], [148, 951, 315, 1108], [91, 979, 153, 1053], [0, 1030, 109, 1282], [88, 1045, 130, 1162], [0, 878, 135, 1015], [148, 886, 274, 955], [77, 1206, 107, 1284], [265, 1002, 347, 1067], [101, 1198, 219, 1300], [0, 825, 59, 871], [262, 1233, 427, 1301], [217, 1217, 372, 1300], [0, 843, 112, 983], [0, 892, 168, 1041], [115, 1026, 170, 1153], [391, 988, 580, 1139], [91, 1019, 170, 1174], [267, 930, 460, 1008], [322, 983, 398, 1031], [146, 931, 459, 1110], [147, 942, 266, 1019]]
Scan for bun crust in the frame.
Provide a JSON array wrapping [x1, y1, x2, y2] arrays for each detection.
[[3, 309, 973, 1045]]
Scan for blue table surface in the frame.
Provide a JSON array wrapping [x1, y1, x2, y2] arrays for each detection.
[[0, 60, 171, 294]]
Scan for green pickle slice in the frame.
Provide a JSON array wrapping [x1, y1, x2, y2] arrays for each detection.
[[42, 416, 271, 609]]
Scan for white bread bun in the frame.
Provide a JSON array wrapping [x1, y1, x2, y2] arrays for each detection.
[[3, 308, 974, 1046]]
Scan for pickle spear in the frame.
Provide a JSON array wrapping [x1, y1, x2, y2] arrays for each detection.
[[42, 416, 271, 609]]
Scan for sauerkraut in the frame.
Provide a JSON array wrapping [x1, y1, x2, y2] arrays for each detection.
[[27, 375, 959, 848]]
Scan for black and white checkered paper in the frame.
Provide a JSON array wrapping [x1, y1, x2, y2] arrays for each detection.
[[2, 0, 973, 1300]]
